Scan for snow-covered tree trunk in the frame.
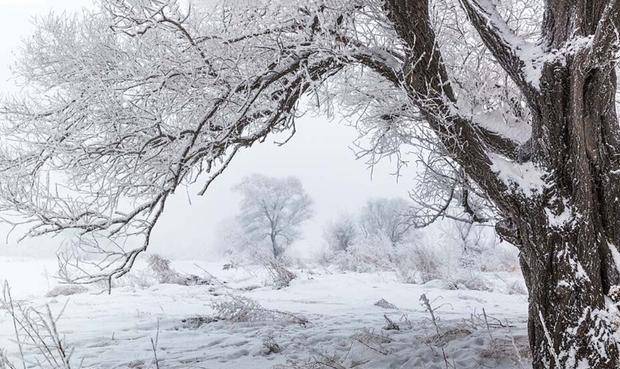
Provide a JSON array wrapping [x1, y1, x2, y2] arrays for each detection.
[[513, 212, 620, 368], [503, 3, 620, 367], [387, 0, 620, 367]]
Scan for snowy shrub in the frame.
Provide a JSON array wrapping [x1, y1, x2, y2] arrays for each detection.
[[436, 221, 519, 273], [264, 260, 296, 289], [480, 335, 531, 363], [448, 272, 492, 292], [1, 285, 76, 369], [404, 243, 445, 283], [148, 254, 188, 284], [112, 268, 156, 289], [260, 336, 282, 355], [222, 262, 237, 270], [330, 250, 375, 273], [211, 295, 266, 322], [319, 212, 522, 293], [382, 314, 400, 331], [275, 352, 351, 369], [96, 255, 211, 290], [331, 250, 382, 273], [374, 298, 397, 310], [323, 214, 358, 252], [179, 316, 218, 329], [331, 235, 395, 273], [316, 249, 335, 267], [147, 254, 211, 286], [211, 295, 308, 325], [96, 262, 157, 290], [424, 327, 473, 346], [415, 221, 520, 274], [45, 284, 88, 298], [351, 328, 391, 356]]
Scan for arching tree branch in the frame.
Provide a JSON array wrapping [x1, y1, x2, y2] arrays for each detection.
[[384, 0, 523, 214]]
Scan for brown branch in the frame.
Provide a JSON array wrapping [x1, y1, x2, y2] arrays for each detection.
[[472, 124, 519, 158], [459, 0, 541, 101], [384, 0, 521, 214], [590, 0, 620, 67]]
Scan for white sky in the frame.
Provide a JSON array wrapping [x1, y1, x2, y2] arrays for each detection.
[[0, 0, 413, 260]]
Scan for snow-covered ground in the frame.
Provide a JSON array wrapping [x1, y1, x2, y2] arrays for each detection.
[[0, 257, 530, 369]]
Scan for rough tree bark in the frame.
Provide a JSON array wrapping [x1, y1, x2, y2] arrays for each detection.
[[385, 0, 620, 368], [518, 4, 620, 367]]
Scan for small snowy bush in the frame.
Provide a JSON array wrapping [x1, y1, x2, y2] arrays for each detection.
[[449, 272, 492, 292], [260, 336, 282, 355], [318, 213, 523, 294], [374, 298, 397, 310], [211, 295, 266, 322], [264, 260, 296, 289], [479, 242, 520, 272], [1, 285, 76, 369], [45, 284, 88, 298], [110, 267, 156, 289], [211, 296, 308, 325], [148, 254, 211, 286], [331, 235, 395, 273], [480, 335, 531, 362], [148, 254, 186, 284], [402, 243, 444, 283], [323, 214, 358, 252], [180, 316, 218, 329]]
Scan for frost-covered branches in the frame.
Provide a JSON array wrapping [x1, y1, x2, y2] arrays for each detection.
[[459, 0, 544, 95], [1, 284, 75, 369], [406, 153, 495, 228], [0, 0, 397, 281], [0, 0, 568, 283]]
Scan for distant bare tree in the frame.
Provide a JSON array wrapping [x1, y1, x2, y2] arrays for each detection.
[[233, 174, 313, 259], [359, 198, 412, 246], [323, 213, 358, 252]]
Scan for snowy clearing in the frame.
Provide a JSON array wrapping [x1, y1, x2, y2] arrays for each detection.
[[0, 257, 530, 369]]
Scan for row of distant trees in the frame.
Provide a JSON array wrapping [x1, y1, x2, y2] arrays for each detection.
[[219, 174, 414, 261], [324, 197, 412, 251]]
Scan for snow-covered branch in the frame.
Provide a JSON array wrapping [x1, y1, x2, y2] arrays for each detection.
[[0, 0, 550, 283], [0, 0, 419, 282], [384, 0, 531, 216], [459, 0, 544, 95], [590, 0, 620, 67]]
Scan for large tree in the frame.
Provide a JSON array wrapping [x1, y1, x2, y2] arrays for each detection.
[[1, 0, 620, 366]]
